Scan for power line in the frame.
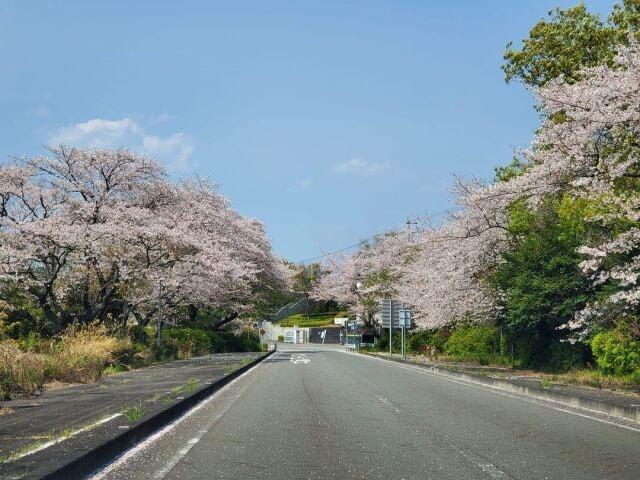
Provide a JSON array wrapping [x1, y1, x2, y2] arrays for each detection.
[[294, 242, 363, 265], [293, 210, 450, 265]]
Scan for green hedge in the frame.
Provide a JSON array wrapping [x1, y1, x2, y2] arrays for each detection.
[[591, 325, 640, 376], [443, 326, 503, 365], [406, 329, 448, 354], [152, 327, 262, 361]]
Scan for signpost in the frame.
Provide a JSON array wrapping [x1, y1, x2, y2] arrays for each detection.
[[380, 299, 401, 357], [398, 307, 412, 360], [381, 299, 411, 359]]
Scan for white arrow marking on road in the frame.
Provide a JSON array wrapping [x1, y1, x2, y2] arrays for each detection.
[[290, 354, 310, 365]]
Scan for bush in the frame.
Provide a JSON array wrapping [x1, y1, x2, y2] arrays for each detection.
[[591, 325, 640, 376], [375, 329, 403, 353], [407, 329, 449, 354], [18, 331, 44, 352], [162, 327, 210, 359], [0, 340, 46, 398], [129, 325, 151, 345], [544, 340, 588, 372], [444, 326, 502, 365], [0, 321, 265, 398], [46, 324, 130, 383], [210, 329, 261, 353], [406, 330, 430, 353], [156, 327, 262, 360], [277, 335, 284, 342]]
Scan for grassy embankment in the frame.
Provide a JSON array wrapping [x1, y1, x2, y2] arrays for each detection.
[[278, 312, 348, 328]]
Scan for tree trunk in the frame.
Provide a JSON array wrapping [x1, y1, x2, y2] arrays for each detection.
[[187, 304, 199, 324], [210, 311, 239, 331]]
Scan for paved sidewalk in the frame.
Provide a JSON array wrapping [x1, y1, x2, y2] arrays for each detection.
[[0, 352, 261, 479]]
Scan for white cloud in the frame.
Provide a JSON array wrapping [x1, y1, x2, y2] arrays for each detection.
[[142, 133, 194, 172], [332, 157, 390, 176], [49, 118, 195, 173], [289, 178, 312, 191], [50, 118, 143, 149]]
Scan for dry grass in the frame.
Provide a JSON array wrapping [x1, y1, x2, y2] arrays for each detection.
[[0, 406, 14, 416], [45, 324, 131, 384], [535, 369, 640, 392], [0, 340, 46, 399]]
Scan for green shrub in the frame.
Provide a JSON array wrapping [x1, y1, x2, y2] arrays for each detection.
[[407, 330, 431, 354], [544, 340, 587, 372], [210, 329, 261, 353], [277, 335, 284, 342], [157, 328, 262, 360], [17, 331, 43, 352], [407, 329, 449, 354], [163, 327, 210, 359], [444, 326, 502, 365], [375, 329, 403, 353], [129, 325, 151, 345], [591, 325, 640, 376]]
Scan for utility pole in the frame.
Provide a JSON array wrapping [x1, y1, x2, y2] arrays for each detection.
[[406, 217, 418, 244], [156, 283, 163, 348], [400, 303, 406, 361], [403, 218, 417, 360], [389, 314, 393, 358]]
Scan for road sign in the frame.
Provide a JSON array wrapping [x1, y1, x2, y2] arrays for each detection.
[[398, 309, 412, 328], [259, 328, 266, 336], [380, 299, 401, 328]]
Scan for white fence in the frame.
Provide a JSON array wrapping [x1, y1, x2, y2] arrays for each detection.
[[262, 321, 309, 344]]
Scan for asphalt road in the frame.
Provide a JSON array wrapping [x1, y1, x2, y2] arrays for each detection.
[[91, 344, 640, 480]]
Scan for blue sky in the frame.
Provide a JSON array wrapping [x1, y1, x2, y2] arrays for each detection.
[[0, 0, 617, 261]]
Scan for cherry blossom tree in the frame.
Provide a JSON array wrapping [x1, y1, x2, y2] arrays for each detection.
[[0, 146, 284, 333], [311, 230, 416, 325], [530, 41, 640, 337]]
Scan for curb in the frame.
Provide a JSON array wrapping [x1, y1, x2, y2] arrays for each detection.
[[40, 349, 275, 480], [359, 352, 640, 425]]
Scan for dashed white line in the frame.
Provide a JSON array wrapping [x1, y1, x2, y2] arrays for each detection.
[[345, 350, 640, 434], [375, 394, 401, 413]]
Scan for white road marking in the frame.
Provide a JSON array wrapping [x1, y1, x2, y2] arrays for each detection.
[[455, 446, 513, 479], [479, 463, 512, 479], [375, 395, 401, 413], [346, 351, 640, 434], [290, 354, 310, 365], [7, 413, 122, 462], [90, 352, 278, 480], [151, 376, 256, 480]]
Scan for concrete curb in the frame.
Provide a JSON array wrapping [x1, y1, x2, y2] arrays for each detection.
[[40, 349, 275, 480], [359, 352, 640, 424]]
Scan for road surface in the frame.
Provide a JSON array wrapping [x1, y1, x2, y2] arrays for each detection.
[[92, 344, 640, 480]]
